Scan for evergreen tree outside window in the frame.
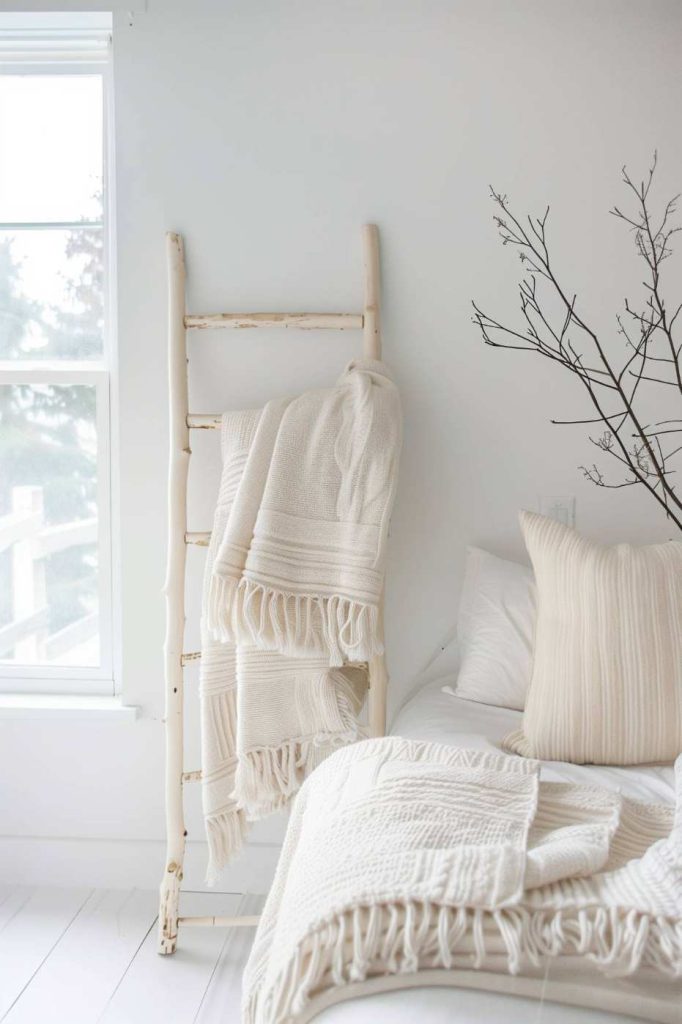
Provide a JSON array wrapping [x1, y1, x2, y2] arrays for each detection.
[[0, 15, 115, 694]]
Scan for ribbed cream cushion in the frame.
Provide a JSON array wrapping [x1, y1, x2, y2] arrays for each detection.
[[504, 511, 682, 766]]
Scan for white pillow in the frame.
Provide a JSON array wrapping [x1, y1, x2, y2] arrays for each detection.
[[454, 546, 536, 711]]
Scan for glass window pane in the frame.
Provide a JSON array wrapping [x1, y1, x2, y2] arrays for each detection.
[[0, 75, 102, 223], [0, 227, 103, 360], [0, 383, 99, 668]]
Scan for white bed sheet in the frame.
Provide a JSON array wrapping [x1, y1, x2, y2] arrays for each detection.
[[310, 678, 679, 1024], [394, 678, 676, 803]]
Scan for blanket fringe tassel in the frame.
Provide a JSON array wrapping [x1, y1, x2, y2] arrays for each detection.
[[207, 575, 381, 667], [205, 809, 249, 887], [235, 678, 364, 821], [245, 902, 682, 1023]]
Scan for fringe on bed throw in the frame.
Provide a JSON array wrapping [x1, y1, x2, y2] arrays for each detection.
[[235, 671, 366, 821], [244, 901, 682, 1024], [207, 575, 382, 667]]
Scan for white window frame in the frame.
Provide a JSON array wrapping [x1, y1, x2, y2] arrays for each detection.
[[0, 26, 116, 696]]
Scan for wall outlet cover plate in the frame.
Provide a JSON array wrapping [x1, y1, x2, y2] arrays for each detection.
[[538, 495, 576, 528]]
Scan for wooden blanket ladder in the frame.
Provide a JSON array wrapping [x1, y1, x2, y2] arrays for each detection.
[[158, 225, 387, 954]]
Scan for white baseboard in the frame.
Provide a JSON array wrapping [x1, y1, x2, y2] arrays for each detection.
[[0, 835, 280, 894]]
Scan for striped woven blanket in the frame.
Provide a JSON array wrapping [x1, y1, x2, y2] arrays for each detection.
[[199, 361, 401, 881], [243, 739, 682, 1023]]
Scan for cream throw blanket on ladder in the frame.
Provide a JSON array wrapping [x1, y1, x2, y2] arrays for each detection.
[[243, 739, 682, 1024], [200, 360, 401, 881]]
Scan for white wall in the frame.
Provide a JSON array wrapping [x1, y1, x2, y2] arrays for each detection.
[[2, 0, 681, 890]]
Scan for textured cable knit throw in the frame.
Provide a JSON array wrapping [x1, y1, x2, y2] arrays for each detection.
[[200, 361, 401, 881], [243, 738, 681, 1024]]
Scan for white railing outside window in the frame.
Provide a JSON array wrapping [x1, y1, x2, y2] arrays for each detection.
[[0, 13, 115, 695]]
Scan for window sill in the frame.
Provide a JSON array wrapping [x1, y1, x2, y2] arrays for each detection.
[[0, 693, 138, 721]]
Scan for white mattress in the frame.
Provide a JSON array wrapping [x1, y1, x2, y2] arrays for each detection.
[[394, 679, 676, 803], [309, 679, 679, 1024]]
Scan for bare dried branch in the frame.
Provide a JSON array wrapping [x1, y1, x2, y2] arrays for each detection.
[[473, 156, 682, 533]]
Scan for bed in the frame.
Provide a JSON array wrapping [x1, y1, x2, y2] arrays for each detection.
[[306, 676, 679, 1024]]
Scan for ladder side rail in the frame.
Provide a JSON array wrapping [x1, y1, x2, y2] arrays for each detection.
[[362, 225, 388, 738], [158, 231, 190, 955]]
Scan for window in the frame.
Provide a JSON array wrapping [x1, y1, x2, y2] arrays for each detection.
[[0, 14, 114, 695]]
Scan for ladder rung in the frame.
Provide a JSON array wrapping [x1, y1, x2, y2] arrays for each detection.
[[185, 531, 211, 546], [184, 312, 363, 331], [187, 414, 221, 429], [182, 769, 202, 783], [179, 914, 260, 928], [181, 651, 201, 666]]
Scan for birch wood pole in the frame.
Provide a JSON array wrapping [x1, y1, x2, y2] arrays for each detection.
[[362, 224, 389, 738], [158, 232, 189, 955], [362, 224, 382, 359], [185, 312, 362, 330]]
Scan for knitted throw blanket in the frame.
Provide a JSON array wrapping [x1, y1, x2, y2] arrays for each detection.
[[243, 739, 682, 1023], [200, 361, 401, 881]]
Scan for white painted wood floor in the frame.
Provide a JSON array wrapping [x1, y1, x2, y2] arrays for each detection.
[[0, 884, 263, 1024]]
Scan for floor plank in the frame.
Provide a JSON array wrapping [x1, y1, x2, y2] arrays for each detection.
[[0, 886, 32, 934], [97, 891, 241, 1024], [0, 886, 93, 1019], [3, 889, 158, 1024], [194, 894, 264, 1024], [0, 885, 16, 913]]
